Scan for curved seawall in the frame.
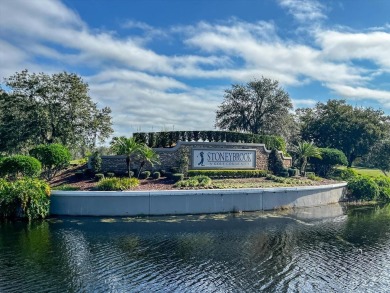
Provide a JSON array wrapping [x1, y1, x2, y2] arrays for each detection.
[[50, 183, 347, 216]]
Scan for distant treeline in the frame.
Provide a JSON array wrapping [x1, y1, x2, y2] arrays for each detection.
[[133, 131, 286, 152]]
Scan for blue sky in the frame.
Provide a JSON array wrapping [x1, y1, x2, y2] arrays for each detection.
[[1, 0, 390, 137]]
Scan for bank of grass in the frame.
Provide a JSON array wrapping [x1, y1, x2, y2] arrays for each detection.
[[339, 166, 386, 178], [174, 176, 327, 189]]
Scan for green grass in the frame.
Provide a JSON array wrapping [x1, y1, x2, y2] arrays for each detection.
[[70, 158, 87, 165], [339, 166, 387, 178]]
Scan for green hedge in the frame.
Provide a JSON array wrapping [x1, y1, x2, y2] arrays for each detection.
[[188, 169, 268, 178], [97, 177, 140, 191], [0, 155, 42, 179], [347, 176, 379, 201], [175, 175, 212, 188], [133, 131, 286, 152], [0, 178, 51, 220]]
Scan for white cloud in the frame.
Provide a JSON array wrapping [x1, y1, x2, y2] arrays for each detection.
[[277, 0, 326, 22], [328, 84, 390, 108], [1, 0, 390, 139], [317, 30, 390, 69]]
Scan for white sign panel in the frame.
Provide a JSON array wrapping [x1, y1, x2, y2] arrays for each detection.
[[192, 149, 256, 169]]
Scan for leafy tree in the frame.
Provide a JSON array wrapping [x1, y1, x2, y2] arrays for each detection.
[[110, 137, 144, 177], [310, 148, 348, 177], [29, 144, 71, 180], [365, 140, 390, 176], [137, 146, 160, 178], [293, 141, 321, 175], [298, 99, 390, 167], [0, 70, 113, 154], [215, 77, 293, 136]]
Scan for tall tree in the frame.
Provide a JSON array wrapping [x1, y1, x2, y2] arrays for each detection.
[[0, 70, 113, 154], [298, 99, 390, 167], [215, 77, 293, 136]]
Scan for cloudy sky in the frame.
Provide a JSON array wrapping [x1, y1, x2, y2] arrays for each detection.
[[1, 0, 390, 137]]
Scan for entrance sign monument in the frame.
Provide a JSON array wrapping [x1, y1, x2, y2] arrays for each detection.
[[192, 149, 256, 169]]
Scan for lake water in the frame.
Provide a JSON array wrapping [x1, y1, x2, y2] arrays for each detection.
[[1, 203, 390, 292]]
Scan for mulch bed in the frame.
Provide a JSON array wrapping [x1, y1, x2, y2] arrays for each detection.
[[50, 165, 339, 192]]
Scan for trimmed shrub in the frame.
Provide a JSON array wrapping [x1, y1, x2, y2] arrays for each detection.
[[279, 170, 289, 178], [30, 144, 71, 180], [175, 175, 212, 188], [187, 169, 268, 178], [288, 168, 298, 177], [310, 148, 348, 177], [52, 184, 80, 191], [331, 168, 358, 181], [106, 172, 115, 178], [133, 131, 287, 153], [374, 177, 390, 201], [152, 171, 161, 179], [75, 170, 84, 179], [97, 177, 140, 191], [165, 171, 173, 179], [0, 178, 51, 220], [347, 176, 379, 201], [95, 173, 105, 181], [90, 151, 102, 173], [172, 173, 184, 182], [268, 149, 285, 176], [0, 155, 41, 179], [139, 171, 151, 179]]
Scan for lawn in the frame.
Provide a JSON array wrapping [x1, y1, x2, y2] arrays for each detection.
[[339, 166, 387, 178]]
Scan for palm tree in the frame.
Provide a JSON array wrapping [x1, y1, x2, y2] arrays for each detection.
[[137, 146, 160, 178], [294, 141, 322, 175], [110, 136, 143, 177]]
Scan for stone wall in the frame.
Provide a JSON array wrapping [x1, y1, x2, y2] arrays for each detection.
[[100, 141, 292, 174]]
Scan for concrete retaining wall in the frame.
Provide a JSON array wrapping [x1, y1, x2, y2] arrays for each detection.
[[50, 183, 347, 216]]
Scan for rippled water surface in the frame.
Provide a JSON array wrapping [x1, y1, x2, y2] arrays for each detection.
[[1, 203, 390, 292]]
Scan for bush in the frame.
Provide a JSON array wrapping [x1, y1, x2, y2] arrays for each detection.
[[310, 148, 348, 177], [175, 175, 212, 188], [106, 172, 115, 178], [268, 149, 285, 176], [0, 155, 42, 179], [172, 173, 184, 182], [30, 144, 71, 180], [347, 176, 379, 201], [95, 173, 105, 181], [152, 171, 161, 179], [52, 184, 80, 191], [0, 178, 51, 220], [331, 168, 358, 181], [187, 169, 268, 178], [279, 170, 289, 178], [90, 151, 102, 173], [374, 177, 390, 201], [97, 177, 140, 191], [75, 170, 84, 179], [139, 171, 151, 179], [288, 168, 299, 177]]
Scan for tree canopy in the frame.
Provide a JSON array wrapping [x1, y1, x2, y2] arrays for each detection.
[[215, 77, 293, 136], [365, 140, 390, 176], [0, 70, 113, 154], [298, 99, 390, 167]]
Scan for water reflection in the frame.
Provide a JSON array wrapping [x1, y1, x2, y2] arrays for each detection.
[[1, 203, 390, 292]]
